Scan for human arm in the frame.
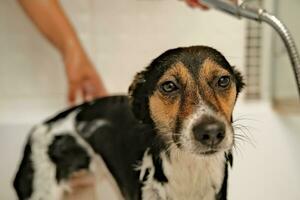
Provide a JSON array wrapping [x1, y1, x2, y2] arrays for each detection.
[[18, 0, 107, 105]]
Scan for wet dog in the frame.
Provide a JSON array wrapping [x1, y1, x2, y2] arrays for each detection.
[[14, 46, 244, 200]]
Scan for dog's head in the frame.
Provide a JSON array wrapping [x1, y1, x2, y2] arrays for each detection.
[[129, 46, 244, 155]]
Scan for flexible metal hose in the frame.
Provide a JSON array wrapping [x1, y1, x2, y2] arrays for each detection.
[[201, 0, 300, 96], [259, 11, 300, 95]]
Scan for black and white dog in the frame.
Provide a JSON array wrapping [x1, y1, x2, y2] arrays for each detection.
[[14, 46, 244, 200]]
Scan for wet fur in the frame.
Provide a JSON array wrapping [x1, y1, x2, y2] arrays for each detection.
[[14, 46, 244, 200]]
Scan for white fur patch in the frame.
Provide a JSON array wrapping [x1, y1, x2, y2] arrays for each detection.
[[30, 125, 62, 200], [180, 105, 233, 153], [77, 119, 110, 138], [139, 147, 225, 200], [29, 111, 122, 200], [137, 149, 167, 200]]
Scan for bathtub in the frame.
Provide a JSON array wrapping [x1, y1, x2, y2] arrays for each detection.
[[1, 101, 300, 200]]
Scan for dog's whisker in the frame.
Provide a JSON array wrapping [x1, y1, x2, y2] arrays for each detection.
[[233, 123, 254, 138], [233, 115, 259, 123], [233, 126, 256, 148], [234, 135, 249, 143], [234, 132, 253, 144], [232, 141, 243, 156]]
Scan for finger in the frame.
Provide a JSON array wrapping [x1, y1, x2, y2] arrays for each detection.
[[186, 0, 209, 10], [83, 77, 107, 100], [68, 83, 79, 106], [185, 0, 198, 8], [196, 0, 209, 10], [77, 83, 89, 103], [89, 80, 105, 98], [81, 82, 94, 102]]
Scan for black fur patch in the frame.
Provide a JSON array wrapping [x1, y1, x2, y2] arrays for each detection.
[[216, 163, 229, 200], [152, 155, 168, 183], [142, 168, 150, 182], [13, 136, 34, 200], [48, 135, 90, 182], [216, 152, 233, 200], [225, 152, 233, 167], [44, 104, 85, 124], [232, 66, 245, 95]]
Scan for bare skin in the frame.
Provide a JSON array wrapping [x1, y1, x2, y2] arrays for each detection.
[[184, 0, 238, 9], [18, 0, 107, 106], [185, 0, 210, 9]]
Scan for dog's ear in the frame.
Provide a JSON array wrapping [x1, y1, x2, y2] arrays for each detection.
[[128, 59, 163, 123], [128, 69, 152, 123], [232, 67, 245, 95], [129, 47, 183, 123]]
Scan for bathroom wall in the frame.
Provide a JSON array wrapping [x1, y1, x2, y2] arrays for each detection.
[[0, 0, 246, 124]]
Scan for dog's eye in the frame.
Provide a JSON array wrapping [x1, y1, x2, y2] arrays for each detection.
[[217, 76, 231, 88], [160, 81, 179, 93]]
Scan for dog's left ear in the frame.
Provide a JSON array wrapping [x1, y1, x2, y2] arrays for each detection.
[[128, 47, 183, 123], [128, 70, 151, 123], [232, 67, 245, 95]]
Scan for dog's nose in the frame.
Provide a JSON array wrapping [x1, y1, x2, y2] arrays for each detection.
[[193, 120, 225, 146]]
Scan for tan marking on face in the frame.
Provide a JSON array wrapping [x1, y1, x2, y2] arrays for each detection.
[[199, 59, 237, 120], [218, 83, 237, 120], [149, 91, 180, 133], [149, 62, 198, 133]]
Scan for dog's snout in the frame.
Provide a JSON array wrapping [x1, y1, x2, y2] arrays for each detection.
[[193, 120, 225, 146]]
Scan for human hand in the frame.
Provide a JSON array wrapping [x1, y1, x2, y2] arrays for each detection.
[[184, 0, 209, 9], [63, 45, 107, 105], [184, 0, 238, 9]]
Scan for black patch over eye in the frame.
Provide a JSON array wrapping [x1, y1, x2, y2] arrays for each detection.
[[217, 76, 231, 88], [160, 81, 179, 93]]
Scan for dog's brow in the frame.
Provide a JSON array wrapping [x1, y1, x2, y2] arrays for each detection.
[[200, 59, 230, 78], [196, 58, 237, 121], [164, 62, 190, 77]]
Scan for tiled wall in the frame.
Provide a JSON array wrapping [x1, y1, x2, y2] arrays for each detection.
[[0, 0, 246, 124], [244, 0, 263, 100]]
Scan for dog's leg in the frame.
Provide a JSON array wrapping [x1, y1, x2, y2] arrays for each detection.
[[93, 155, 124, 200], [61, 155, 124, 200], [63, 182, 96, 200]]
